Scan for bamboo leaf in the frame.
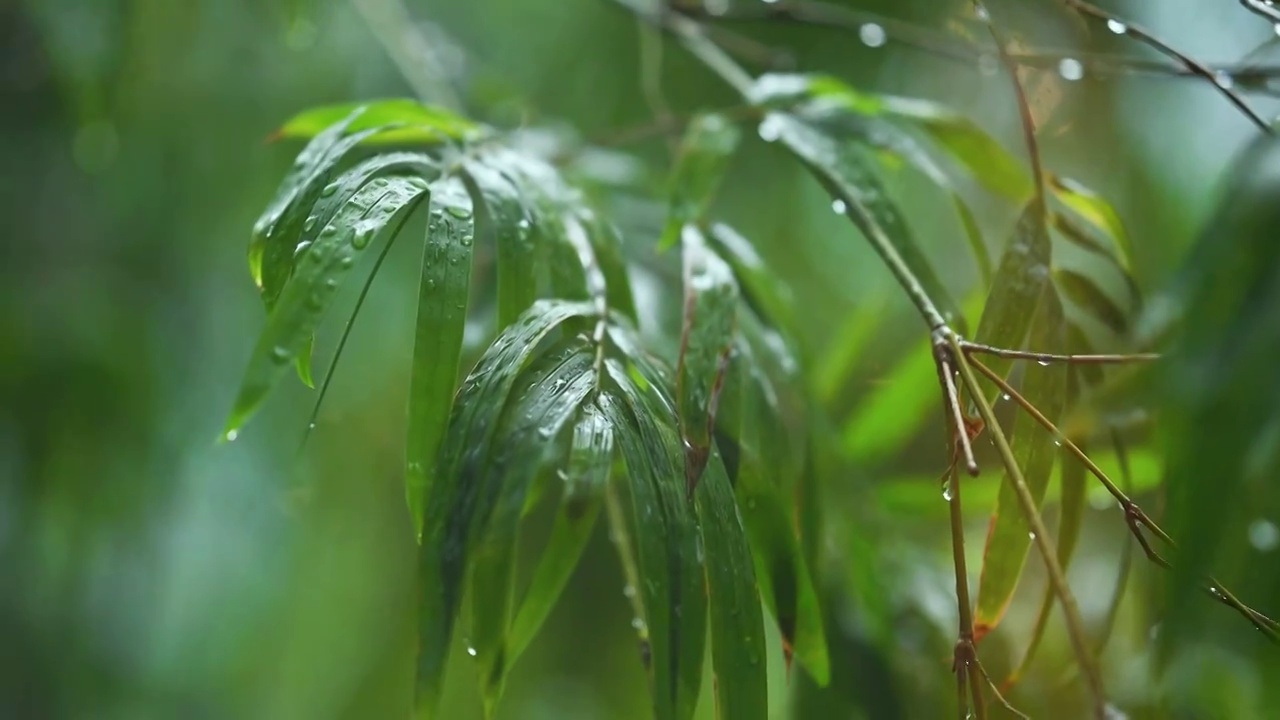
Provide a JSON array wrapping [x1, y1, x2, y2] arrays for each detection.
[[1048, 174, 1133, 270], [707, 222, 796, 334], [469, 340, 597, 717], [694, 449, 768, 720], [974, 287, 1068, 637], [416, 299, 595, 714], [406, 178, 478, 535], [225, 174, 430, 437], [660, 113, 741, 250], [272, 98, 481, 145], [507, 402, 614, 663], [678, 225, 739, 495], [461, 157, 540, 328], [601, 362, 707, 720]]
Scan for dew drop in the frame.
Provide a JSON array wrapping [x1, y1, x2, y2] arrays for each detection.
[[1058, 58, 1084, 81], [974, 4, 990, 22], [446, 204, 472, 220], [859, 23, 887, 48], [517, 218, 531, 231], [351, 230, 372, 250], [320, 182, 338, 197], [831, 198, 847, 214], [303, 216, 317, 233], [623, 584, 637, 599], [1037, 359, 1051, 366], [757, 116, 782, 142], [224, 429, 239, 442], [1028, 531, 1037, 540], [631, 617, 648, 633], [1249, 519, 1279, 552], [943, 485, 954, 502], [293, 240, 312, 258], [271, 346, 291, 363], [1001, 393, 1011, 401], [466, 645, 477, 657], [340, 256, 355, 269], [1214, 71, 1234, 89], [1106, 19, 1127, 34]]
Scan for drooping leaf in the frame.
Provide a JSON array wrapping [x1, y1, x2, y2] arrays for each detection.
[[461, 157, 540, 328], [974, 287, 1068, 638], [601, 362, 707, 720], [1048, 174, 1133, 270], [971, 199, 1052, 399], [468, 340, 597, 716], [416, 300, 595, 714], [660, 113, 742, 250], [677, 225, 739, 495], [756, 108, 966, 331], [694, 449, 768, 720], [271, 98, 481, 145], [225, 174, 430, 437], [953, 195, 992, 289], [406, 178, 478, 535], [583, 212, 639, 322], [507, 401, 614, 663]]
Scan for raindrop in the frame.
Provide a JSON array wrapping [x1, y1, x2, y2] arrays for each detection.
[[1037, 359, 1051, 366], [1058, 58, 1084, 82], [1249, 519, 1279, 552], [974, 4, 990, 22], [340, 256, 355, 269], [1001, 393, 1011, 401], [445, 204, 472, 220], [943, 485, 954, 502], [859, 23, 887, 48], [631, 617, 648, 633], [1028, 531, 1037, 540], [303, 216, 317, 233], [1106, 19, 1127, 34], [1275, 24, 1280, 38], [293, 240, 312, 258], [1053, 439, 1062, 447], [517, 218, 531, 231], [1214, 71, 1234, 89], [320, 182, 338, 197], [466, 645, 477, 657], [225, 429, 239, 442], [271, 346, 291, 363], [352, 230, 372, 249], [757, 116, 782, 142], [426, 279, 437, 290], [308, 422, 317, 430], [831, 199, 847, 214], [623, 584, 637, 599]]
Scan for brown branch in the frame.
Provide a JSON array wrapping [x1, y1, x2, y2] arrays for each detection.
[[960, 340, 1159, 365]]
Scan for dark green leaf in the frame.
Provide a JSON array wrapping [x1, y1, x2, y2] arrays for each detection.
[[602, 361, 707, 720], [507, 402, 614, 663], [678, 226, 739, 494], [660, 113, 741, 250], [1054, 267, 1129, 335], [416, 299, 595, 714], [974, 287, 1067, 636], [694, 449, 768, 720], [225, 174, 430, 437], [406, 178, 478, 536], [272, 98, 481, 145], [469, 340, 596, 716], [462, 157, 539, 328]]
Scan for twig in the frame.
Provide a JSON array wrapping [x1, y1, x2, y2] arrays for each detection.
[[1061, 0, 1273, 133], [960, 340, 1159, 365]]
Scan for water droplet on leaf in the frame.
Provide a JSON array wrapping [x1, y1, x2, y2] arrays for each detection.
[[831, 198, 847, 214], [859, 23, 886, 48]]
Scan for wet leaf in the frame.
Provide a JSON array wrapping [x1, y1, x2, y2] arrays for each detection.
[[660, 113, 741, 250], [694, 449, 768, 720], [678, 225, 739, 495], [272, 98, 481, 145], [468, 340, 596, 717], [225, 174, 430, 437], [462, 157, 540, 328], [507, 402, 614, 663], [416, 299, 596, 714], [1049, 174, 1133, 270], [974, 287, 1068, 637], [601, 362, 707, 720], [406, 178, 478, 535]]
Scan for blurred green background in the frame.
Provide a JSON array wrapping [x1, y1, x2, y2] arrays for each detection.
[[4, 0, 1279, 718]]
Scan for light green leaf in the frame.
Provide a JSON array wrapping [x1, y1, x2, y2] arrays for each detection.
[[416, 299, 596, 714], [225, 174, 429, 437], [660, 113, 741, 250], [707, 222, 796, 334], [406, 178, 478, 536], [694, 449, 768, 720], [678, 225, 739, 494], [1049, 174, 1133, 271], [272, 98, 481, 145]]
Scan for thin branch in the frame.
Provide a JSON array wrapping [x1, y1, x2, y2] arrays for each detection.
[[960, 340, 1159, 365], [1061, 0, 1273, 133], [351, 0, 463, 109], [947, 334, 1108, 719]]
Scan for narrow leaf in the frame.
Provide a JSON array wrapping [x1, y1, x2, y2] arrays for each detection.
[[695, 449, 768, 720], [415, 299, 596, 714], [225, 175, 429, 436], [1048, 174, 1133, 270], [272, 98, 481, 145], [406, 178, 477, 536], [462, 157, 539, 328], [678, 225, 739, 495], [660, 113, 741, 250]]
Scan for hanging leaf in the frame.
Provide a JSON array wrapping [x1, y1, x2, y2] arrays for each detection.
[[225, 174, 430, 437], [406, 178, 478, 535], [694, 449, 768, 720], [416, 300, 595, 714], [974, 287, 1068, 638], [506, 402, 614, 663], [660, 113, 742, 250], [677, 225, 739, 495], [271, 98, 482, 145], [461, 157, 540, 329], [601, 362, 707, 720], [468, 340, 597, 717], [1048, 174, 1133, 270]]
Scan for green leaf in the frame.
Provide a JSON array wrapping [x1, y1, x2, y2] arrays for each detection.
[[416, 299, 596, 714], [759, 109, 966, 332], [678, 225, 739, 494], [272, 98, 481, 145], [225, 174, 430, 437], [602, 361, 707, 720], [660, 113, 741, 250], [1049, 174, 1133, 271], [406, 178, 478, 536], [974, 287, 1068, 637], [469, 340, 597, 717], [707, 222, 796, 334], [971, 199, 1052, 398], [583, 213, 639, 322], [461, 157, 540, 328], [953, 195, 991, 289], [694, 449, 768, 720], [507, 402, 614, 663]]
